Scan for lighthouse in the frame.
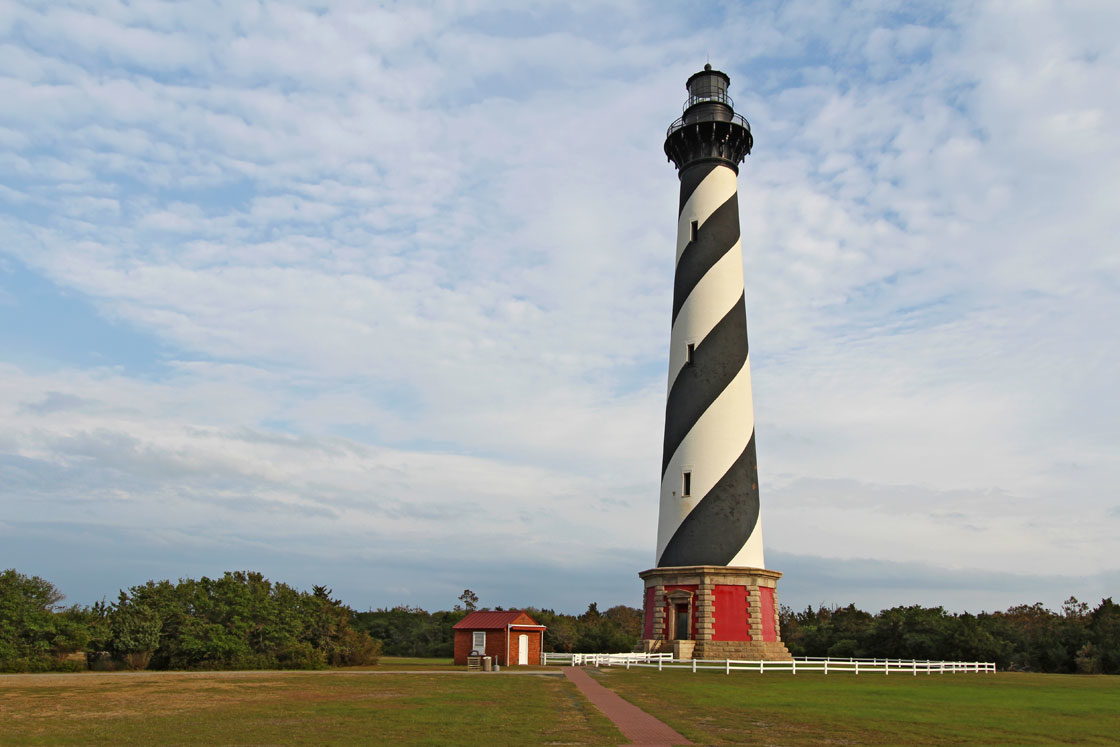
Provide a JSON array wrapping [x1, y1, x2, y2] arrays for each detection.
[[639, 66, 791, 661]]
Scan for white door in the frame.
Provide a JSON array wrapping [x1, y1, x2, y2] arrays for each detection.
[[518, 634, 529, 665]]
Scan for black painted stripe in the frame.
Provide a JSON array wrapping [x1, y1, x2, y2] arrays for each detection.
[[658, 433, 761, 567], [671, 194, 740, 324], [661, 294, 748, 475], [678, 162, 719, 215]]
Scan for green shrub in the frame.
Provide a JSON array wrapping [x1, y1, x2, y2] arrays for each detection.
[[0, 569, 88, 672], [108, 604, 162, 670], [332, 628, 382, 666], [277, 641, 328, 670]]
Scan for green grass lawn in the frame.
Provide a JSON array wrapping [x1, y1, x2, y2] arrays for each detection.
[[342, 656, 550, 673], [0, 670, 621, 745], [590, 668, 1120, 745], [5, 664, 1116, 745]]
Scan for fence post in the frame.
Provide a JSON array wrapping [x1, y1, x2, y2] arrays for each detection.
[[726, 659, 730, 675], [659, 658, 663, 671], [792, 659, 797, 675], [824, 659, 828, 675], [855, 660, 859, 675], [759, 660, 764, 674], [692, 659, 697, 673]]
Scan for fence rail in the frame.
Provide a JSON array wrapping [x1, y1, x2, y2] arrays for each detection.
[[543, 652, 672, 666], [543, 652, 995, 675]]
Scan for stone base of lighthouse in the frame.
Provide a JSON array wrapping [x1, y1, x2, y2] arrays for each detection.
[[639, 566, 792, 661]]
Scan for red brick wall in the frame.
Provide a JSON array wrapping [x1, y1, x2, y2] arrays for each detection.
[[453, 630, 474, 665], [491, 630, 508, 665], [454, 628, 543, 665], [454, 629, 506, 665], [509, 628, 542, 665]]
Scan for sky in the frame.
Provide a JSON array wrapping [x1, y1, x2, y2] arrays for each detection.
[[1, 0, 1117, 615]]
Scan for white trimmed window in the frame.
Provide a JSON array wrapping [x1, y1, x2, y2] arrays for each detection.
[[472, 631, 486, 652], [682, 471, 692, 498]]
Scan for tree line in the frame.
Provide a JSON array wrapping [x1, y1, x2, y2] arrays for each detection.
[[2, 568, 1116, 673], [352, 594, 1120, 673], [0, 569, 380, 672], [780, 598, 1120, 674]]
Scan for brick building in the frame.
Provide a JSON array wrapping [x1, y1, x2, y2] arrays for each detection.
[[452, 610, 546, 666]]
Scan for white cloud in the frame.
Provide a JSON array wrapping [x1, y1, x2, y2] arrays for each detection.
[[0, 0, 1116, 611]]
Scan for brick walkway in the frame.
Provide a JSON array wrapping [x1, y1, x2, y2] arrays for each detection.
[[563, 666, 691, 746]]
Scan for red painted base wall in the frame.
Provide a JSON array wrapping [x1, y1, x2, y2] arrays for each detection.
[[712, 584, 750, 641]]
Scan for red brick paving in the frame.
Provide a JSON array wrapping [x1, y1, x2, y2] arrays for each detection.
[[563, 666, 692, 746]]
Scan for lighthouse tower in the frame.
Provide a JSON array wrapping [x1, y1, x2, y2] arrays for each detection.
[[639, 66, 791, 661]]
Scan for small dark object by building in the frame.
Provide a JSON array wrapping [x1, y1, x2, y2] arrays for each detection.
[[452, 610, 546, 666]]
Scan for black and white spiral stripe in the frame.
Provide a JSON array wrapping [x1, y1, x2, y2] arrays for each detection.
[[656, 161, 764, 569]]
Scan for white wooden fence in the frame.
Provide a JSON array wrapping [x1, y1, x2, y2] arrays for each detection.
[[543, 651, 995, 675], [544, 652, 673, 666]]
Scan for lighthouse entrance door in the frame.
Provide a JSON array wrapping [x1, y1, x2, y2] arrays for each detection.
[[674, 604, 690, 640]]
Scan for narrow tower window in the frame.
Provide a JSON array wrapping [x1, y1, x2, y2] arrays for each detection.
[[689, 220, 698, 242], [686, 342, 695, 364], [682, 471, 692, 497]]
